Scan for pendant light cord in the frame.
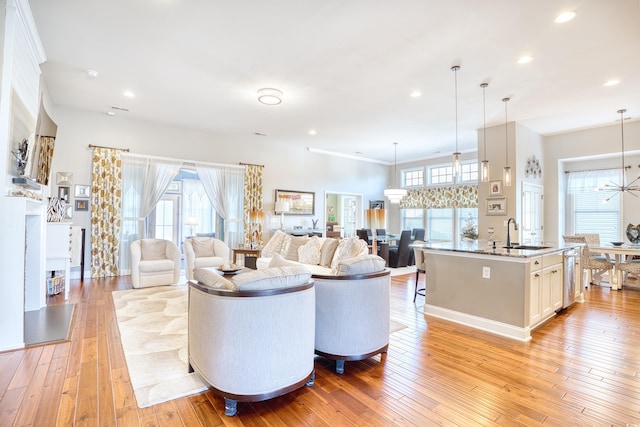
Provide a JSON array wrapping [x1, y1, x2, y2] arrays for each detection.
[[453, 66, 459, 153], [619, 109, 626, 186], [503, 97, 510, 166], [482, 83, 487, 160]]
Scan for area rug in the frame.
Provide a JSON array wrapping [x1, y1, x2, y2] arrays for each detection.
[[112, 285, 207, 408], [390, 319, 407, 334], [389, 266, 416, 277]]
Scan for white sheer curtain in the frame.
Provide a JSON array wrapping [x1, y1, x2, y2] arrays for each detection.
[[140, 159, 182, 218], [119, 154, 148, 273], [566, 168, 622, 193], [196, 164, 245, 249]]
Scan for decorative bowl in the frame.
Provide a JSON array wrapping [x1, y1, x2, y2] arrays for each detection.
[[626, 223, 640, 244], [610, 242, 624, 246]]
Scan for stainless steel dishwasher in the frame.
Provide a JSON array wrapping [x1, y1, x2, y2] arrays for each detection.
[[562, 249, 577, 309]]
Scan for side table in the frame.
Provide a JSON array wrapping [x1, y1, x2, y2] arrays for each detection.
[[232, 248, 261, 269]]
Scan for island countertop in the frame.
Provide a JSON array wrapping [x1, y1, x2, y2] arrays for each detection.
[[412, 240, 578, 259]]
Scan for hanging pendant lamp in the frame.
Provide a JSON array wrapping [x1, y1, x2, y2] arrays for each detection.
[[502, 97, 512, 187], [384, 142, 407, 204], [451, 66, 462, 178], [480, 82, 490, 182], [600, 108, 640, 202]]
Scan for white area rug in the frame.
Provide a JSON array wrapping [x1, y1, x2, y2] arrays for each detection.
[[112, 285, 207, 408], [389, 266, 416, 276]]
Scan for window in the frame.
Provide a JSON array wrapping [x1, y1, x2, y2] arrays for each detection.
[[460, 162, 478, 182], [430, 165, 453, 185], [403, 168, 424, 187], [458, 208, 479, 239], [427, 208, 453, 240], [401, 208, 424, 231], [567, 169, 621, 242]]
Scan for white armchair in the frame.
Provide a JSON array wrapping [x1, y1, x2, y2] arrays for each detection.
[[313, 262, 390, 374], [188, 266, 315, 416], [183, 237, 230, 280], [130, 239, 181, 288]]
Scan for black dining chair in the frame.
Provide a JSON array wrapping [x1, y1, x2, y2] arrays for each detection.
[[375, 229, 386, 239], [388, 230, 412, 268]]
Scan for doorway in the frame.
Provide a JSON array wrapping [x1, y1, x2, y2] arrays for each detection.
[[324, 192, 363, 238], [521, 182, 543, 245]]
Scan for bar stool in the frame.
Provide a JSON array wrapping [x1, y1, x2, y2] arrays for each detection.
[[412, 241, 426, 302]]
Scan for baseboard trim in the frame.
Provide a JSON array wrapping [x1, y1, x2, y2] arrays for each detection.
[[424, 304, 532, 342]]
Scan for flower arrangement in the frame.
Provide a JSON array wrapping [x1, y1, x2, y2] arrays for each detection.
[[461, 214, 478, 240]]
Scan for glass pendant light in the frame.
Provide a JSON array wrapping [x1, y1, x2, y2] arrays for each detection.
[[384, 142, 407, 204], [480, 82, 490, 182], [451, 66, 461, 178], [502, 97, 512, 187]]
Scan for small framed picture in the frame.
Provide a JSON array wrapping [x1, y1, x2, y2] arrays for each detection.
[[486, 198, 507, 216], [75, 199, 89, 211], [58, 186, 71, 202], [369, 200, 385, 209], [56, 172, 73, 186], [64, 205, 73, 220], [75, 184, 90, 198], [489, 180, 502, 196]]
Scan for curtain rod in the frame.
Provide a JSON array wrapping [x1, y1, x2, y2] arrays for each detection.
[[239, 162, 264, 167], [88, 143, 130, 152], [565, 165, 631, 174], [123, 151, 244, 169]]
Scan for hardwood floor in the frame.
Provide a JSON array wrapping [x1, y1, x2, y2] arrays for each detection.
[[1, 273, 640, 426]]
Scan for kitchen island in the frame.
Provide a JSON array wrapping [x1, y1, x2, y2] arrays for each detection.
[[414, 241, 582, 341]]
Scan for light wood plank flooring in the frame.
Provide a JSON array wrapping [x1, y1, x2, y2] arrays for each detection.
[[1, 273, 639, 426]]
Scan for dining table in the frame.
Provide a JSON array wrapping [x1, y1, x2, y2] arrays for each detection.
[[589, 243, 640, 290]]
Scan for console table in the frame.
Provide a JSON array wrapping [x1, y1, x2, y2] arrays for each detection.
[[233, 248, 261, 269]]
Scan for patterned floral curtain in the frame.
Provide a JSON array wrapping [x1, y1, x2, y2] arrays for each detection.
[[243, 164, 264, 247], [400, 184, 478, 209], [91, 147, 123, 278]]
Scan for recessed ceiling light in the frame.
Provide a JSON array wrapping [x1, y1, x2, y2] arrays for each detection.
[[555, 11, 576, 23], [87, 69, 99, 78], [309, 130, 317, 135], [604, 79, 620, 87], [106, 111, 115, 116], [123, 90, 135, 98], [517, 56, 533, 64], [257, 88, 283, 105], [410, 90, 422, 98]]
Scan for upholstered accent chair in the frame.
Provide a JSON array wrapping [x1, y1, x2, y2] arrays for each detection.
[[314, 262, 390, 374], [130, 239, 181, 288], [412, 240, 427, 302], [183, 236, 230, 280], [562, 235, 613, 285], [188, 266, 316, 416], [618, 260, 640, 282]]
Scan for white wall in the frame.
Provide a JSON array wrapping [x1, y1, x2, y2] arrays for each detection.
[[543, 119, 640, 242], [47, 106, 389, 272]]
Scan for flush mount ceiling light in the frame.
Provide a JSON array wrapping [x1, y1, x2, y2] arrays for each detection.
[[257, 88, 283, 105], [451, 65, 462, 178], [384, 142, 407, 204], [517, 56, 533, 64], [599, 109, 640, 202], [480, 82, 490, 182], [555, 11, 576, 23], [502, 97, 512, 187]]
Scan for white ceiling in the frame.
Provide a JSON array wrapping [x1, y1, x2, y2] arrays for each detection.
[[28, 0, 640, 164]]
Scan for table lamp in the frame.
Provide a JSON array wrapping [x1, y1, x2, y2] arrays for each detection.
[[186, 217, 199, 237], [275, 201, 289, 230]]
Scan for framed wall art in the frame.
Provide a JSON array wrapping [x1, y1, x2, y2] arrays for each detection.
[[275, 189, 315, 215], [75, 199, 89, 211], [369, 200, 385, 209], [75, 184, 90, 198], [486, 198, 507, 216], [489, 180, 502, 196], [58, 186, 70, 202]]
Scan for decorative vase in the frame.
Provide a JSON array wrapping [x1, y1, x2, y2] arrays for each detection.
[[626, 223, 640, 245]]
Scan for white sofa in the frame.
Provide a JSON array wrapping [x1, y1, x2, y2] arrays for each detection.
[[257, 230, 370, 275], [183, 236, 230, 280], [130, 239, 181, 288], [188, 265, 316, 416]]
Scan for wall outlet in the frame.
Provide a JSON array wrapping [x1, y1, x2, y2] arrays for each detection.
[[482, 266, 491, 279]]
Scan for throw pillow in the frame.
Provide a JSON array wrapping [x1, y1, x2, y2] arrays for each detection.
[[261, 230, 287, 257], [330, 237, 369, 269], [319, 238, 339, 267], [279, 234, 292, 257], [193, 268, 236, 290], [140, 239, 166, 260], [298, 236, 322, 265], [284, 235, 309, 261], [331, 254, 386, 275], [268, 252, 297, 268], [233, 265, 312, 291], [190, 237, 214, 257]]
